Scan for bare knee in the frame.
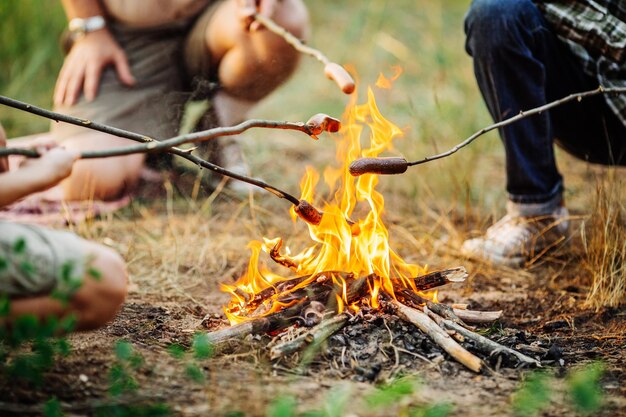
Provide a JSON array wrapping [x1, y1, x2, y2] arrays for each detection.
[[73, 244, 128, 330], [208, 0, 310, 101], [58, 133, 144, 201]]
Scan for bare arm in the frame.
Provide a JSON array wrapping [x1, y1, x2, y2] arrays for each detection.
[[54, 0, 135, 107], [0, 148, 79, 208]]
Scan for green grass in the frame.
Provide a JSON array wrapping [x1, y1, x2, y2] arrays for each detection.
[[0, 1, 66, 136]]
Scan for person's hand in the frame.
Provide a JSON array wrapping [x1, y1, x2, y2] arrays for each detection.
[[20, 146, 80, 188], [235, 0, 279, 30], [54, 29, 135, 107]]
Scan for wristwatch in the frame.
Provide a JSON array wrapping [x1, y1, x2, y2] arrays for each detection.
[[68, 15, 106, 38]]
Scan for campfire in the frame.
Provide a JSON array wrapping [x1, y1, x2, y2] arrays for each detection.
[[207, 87, 540, 373]]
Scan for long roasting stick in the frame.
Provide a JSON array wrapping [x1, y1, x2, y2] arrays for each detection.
[[252, 13, 355, 94], [349, 86, 626, 176], [0, 95, 340, 224]]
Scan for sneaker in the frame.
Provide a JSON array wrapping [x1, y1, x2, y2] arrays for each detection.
[[461, 203, 570, 267]]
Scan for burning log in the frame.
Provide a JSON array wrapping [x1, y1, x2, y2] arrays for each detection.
[[206, 302, 305, 346]]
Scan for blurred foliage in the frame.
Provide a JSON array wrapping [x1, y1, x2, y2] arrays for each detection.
[[567, 362, 605, 414], [0, 1, 66, 136], [511, 364, 606, 417], [511, 372, 552, 417]]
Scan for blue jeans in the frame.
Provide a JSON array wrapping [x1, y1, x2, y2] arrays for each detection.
[[464, 0, 626, 205]]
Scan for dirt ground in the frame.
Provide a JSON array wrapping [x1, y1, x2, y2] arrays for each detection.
[[0, 182, 624, 417]]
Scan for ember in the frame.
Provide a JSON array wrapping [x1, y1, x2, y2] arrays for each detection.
[[211, 87, 541, 373]]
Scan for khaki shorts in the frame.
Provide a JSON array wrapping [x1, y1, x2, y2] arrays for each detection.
[[0, 221, 88, 297], [51, 1, 223, 143]]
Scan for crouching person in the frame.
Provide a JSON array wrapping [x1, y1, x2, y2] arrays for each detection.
[[0, 124, 127, 331]]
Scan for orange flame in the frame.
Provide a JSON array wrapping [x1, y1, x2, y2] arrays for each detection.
[[223, 87, 430, 324]]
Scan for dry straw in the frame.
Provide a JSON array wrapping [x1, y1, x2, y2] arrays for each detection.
[[582, 173, 626, 310]]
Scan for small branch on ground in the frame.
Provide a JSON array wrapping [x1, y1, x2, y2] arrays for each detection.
[[388, 297, 483, 373], [268, 313, 349, 359], [439, 317, 540, 368]]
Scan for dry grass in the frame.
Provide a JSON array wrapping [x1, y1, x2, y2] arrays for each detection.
[[582, 173, 626, 310]]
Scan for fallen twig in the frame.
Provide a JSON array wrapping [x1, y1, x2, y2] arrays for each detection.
[[349, 86, 626, 176], [389, 298, 483, 373], [452, 308, 502, 324], [269, 313, 349, 359], [440, 319, 540, 368]]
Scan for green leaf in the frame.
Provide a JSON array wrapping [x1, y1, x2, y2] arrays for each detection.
[[88, 266, 102, 281], [60, 262, 74, 283], [266, 396, 297, 417], [323, 384, 352, 417], [411, 402, 454, 417], [0, 294, 10, 317], [365, 377, 419, 408], [55, 339, 72, 357], [59, 314, 77, 333], [167, 344, 186, 360], [129, 352, 144, 370], [19, 260, 35, 278], [114, 340, 134, 361], [12, 314, 39, 343], [0, 256, 8, 272], [43, 397, 64, 417], [224, 412, 246, 417], [108, 363, 138, 396], [511, 372, 551, 417], [184, 363, 205, 384], [192, 333, 213, 360], [13, 237, 26, 254], [567, 362, 604, 413]]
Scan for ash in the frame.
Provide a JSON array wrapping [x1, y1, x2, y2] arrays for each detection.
[[268, 307, 555, 382]]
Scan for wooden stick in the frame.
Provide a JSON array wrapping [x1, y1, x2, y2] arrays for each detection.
[[207, 302, 305, 345], [269, 313, 349, 359], [409, 266, 467, 291], [253, 14, 355, 94], [0, 96, 342, 219], [269, 238, 299, 271], [440, 319, 540, 368], [348, 86, 626, 176], [452, 309, 502, 324], [389, 298, 483, 373]]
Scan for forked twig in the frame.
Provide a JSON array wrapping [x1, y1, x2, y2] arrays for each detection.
[[349, 86, 626, 176]]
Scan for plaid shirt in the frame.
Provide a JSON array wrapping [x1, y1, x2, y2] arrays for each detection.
[[536, 0, 626, 125]]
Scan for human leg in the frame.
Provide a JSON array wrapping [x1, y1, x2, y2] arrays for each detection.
[[182, 0, 310, 192], [52, 22, 190, 200], [0, 222, 127, 331], [461, 0, 621, 265]]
